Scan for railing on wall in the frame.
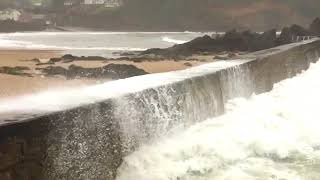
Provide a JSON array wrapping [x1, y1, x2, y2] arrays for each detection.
[[292, 36, 317, 42]]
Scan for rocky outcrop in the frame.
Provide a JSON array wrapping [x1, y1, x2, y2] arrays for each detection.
[[36, 66, 67, 77], [141, 29, 277, 58], [142, 35, 215, 57], [141, 18, 320, 58], [32, 55, 109, 65], [309, 17, 320, 36], [0, 66, 31, 77], [249, 29, 277, 51], [37, 64, 148, 80], [277, 24, 311, 45], [61, 54, 107, 62]]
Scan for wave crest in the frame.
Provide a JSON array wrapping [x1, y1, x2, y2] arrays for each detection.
[[161, 36, 187, 44]]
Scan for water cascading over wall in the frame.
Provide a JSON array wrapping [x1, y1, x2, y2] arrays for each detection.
[[0, 40, 320, 180]]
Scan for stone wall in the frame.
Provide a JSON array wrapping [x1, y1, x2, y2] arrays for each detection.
[[0, 40, 320, 180]]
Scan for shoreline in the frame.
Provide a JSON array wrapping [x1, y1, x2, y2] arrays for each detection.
[[0, 49, 212, 99], [0, 49, 99, 99]]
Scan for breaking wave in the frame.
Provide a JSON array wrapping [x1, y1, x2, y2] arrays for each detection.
[[0, 38, 147, 51], [161, 36, 188, 44], [116, 60, 320, 180]]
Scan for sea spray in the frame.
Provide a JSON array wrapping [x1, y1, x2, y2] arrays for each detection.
[[116, 61, 320, 180]]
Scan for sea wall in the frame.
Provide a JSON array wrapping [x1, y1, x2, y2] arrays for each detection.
[[0, 39, 320, 180]]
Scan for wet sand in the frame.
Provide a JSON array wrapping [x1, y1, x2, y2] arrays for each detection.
[[0, 50, 211, 98], [0, 50, 99, 98]]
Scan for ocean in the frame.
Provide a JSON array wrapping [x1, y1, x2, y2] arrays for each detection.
[[0, 31, 210, 57]]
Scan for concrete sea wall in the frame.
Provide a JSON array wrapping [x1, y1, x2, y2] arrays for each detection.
[[0, 39, 320, 180]]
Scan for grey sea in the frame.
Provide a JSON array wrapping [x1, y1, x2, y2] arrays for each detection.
[[0, 31, 210, 57]]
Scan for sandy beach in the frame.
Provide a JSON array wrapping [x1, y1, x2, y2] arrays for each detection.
[[0, 50, 210, 99], [0, 50, 98, 98]]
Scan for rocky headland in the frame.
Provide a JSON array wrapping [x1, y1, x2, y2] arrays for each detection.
[[141, 18, 320, 58]]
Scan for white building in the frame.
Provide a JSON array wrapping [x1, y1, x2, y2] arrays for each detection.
[[82, 0, 122, 7], [64, 0, 74, 6], [83, 0, 105, 5], [104, 0, 122, 8], [0, 9, 21, 21]]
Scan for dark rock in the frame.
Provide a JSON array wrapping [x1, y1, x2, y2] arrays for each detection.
[[133, 59, 143, 63], [228, 52, 237, 58], [213, 55, 229, 60], [105, 64, 148, 79], [38, 64, 148, 80], [0, 66, 31, 77], [184, 62, 193, 67], [49, 58, 62, 63], [249, 29, 277, 51], [36, 62, 55, 66], [130, 54, 166, 62], [61, 54, 77, 61], [24, 58, 40, 63], [289, 24, 309, 35], [141, 48, 167, 56], [140, 30, 277, 57], [142, 35, 219, 57], [14, 66, 30, 71], [37, 66, 68, 77], [76, 56, 107, 61], [62, 59, 74, 63], [118, 52, 138, 56], [134, 54, 164, 61], [117, 57, 130, 60], [67, 64, 148, 79], [309, 17, 320, 36], [277, 24, 311, 45], [219, 30, 253, 51], [140, 20, 319, 58], [61, 54, 107, 61], [277, 27, 292, 45]]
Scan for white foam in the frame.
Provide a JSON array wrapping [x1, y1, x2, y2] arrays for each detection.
[[0, 31, 205, 37], [0, 60, 245, 115], [161, 36, 188, 44], [0, 38, 147, 51], [116, 60, 320, 180], [0, 31, 208, 52]]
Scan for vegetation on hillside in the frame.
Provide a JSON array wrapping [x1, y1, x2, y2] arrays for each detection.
[[1, 0, 320, 31]]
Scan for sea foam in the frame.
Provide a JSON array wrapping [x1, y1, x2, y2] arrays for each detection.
[[116, 60, 320, 180]]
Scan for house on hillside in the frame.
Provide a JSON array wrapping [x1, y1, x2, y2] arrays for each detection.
[[64, 1, 73, 6], [82, 0, 122, 8], [32, 0, 43, 7], [104, 0, 122, 8], [64, 0, 84, 6], [0, 9, 21, 21], [83, 0, 105, 5]]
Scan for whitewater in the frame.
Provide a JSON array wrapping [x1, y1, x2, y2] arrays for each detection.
[[116, 60, 320, 180]]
